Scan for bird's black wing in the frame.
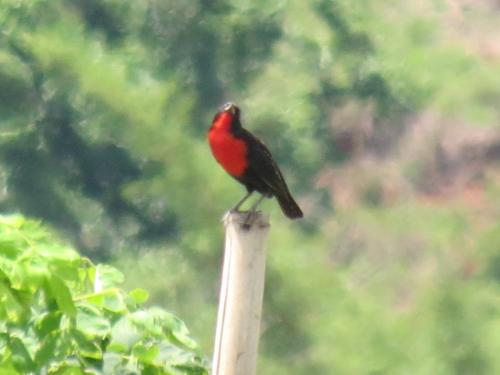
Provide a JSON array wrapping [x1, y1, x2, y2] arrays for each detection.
[[239, 128, 291, 197]]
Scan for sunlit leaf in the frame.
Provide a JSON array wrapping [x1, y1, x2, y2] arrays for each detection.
[[94, 265, 124, 292], [48, 275, 76, 318], [8, 335, 36, 373], [34, 332, 58, 367], [33, 311, 62, 338], [132, 342, 159, 365], [76, 305, 110, 338], [128, 288, 149, 305], [71, 329, 102, 360], [108, 316, 140, 352]]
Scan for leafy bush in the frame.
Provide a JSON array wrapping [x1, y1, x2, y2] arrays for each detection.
[[0, 215, 208, 374]]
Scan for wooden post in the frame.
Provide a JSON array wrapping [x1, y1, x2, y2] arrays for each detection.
[[212, 212, 270, 375]]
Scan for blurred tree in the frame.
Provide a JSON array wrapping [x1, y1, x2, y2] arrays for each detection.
[[2, 0, 500, 374]]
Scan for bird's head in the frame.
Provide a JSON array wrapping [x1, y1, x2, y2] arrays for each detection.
[[210, 102, 242, 132], [220, 102, 240, 118]]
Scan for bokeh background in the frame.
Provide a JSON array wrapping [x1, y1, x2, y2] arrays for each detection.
[[2, 0, 500, 373]]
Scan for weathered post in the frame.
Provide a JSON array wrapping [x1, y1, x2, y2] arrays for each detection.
[[212, 211, 270, 375]]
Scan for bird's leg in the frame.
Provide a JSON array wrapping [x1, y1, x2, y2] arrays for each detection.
[[231, 191, 253, 212], [249, 194, 266, 212], [242, 194, 266, 229]]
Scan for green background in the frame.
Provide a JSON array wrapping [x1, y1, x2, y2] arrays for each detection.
[[2, 0, 500, 373]]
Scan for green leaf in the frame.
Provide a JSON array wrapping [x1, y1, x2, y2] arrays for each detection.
[[0, 282, 28, 321], [8, 335, 36, 373], [9, 259, 42, 292], [108, 316, 140, 352], [0, 239, 21, 259], [48, 360, 85, 375], [102, 353, 123, 374], [101, 291, 126, 313], [71, 329, 102, 360], [76, 305, 111, 338], [34, 332, 58, 367], [19, 256, 50, 289], [37, 243, 79, 261], [128, 288, 149, 305], [156, 342, 203, 368], [2, 215, 26, 229], [33, 311, 62, 338], [50, 258, 81, 284], [0, 363, 19, 375], [94, 265, 124, 291], [0, 268, 10, 282], [84, 288, 126, 313], [148, 308, 198, 350], [48, 274, 76, 317], [129, 310, 163, 336], [132, 342, 159, 365]]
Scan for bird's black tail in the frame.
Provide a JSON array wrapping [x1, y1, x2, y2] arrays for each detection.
[[277, 191, 303, 219]]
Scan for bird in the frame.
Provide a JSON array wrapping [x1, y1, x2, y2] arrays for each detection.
[[208, 102, 303, 222]]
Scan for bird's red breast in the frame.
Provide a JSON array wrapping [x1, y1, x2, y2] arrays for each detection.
[[208, 112, 248, 177]]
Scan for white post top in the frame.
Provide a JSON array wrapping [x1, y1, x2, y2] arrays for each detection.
[[222, 211, 270, 230]]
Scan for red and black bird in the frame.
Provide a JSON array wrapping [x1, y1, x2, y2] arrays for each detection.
[[208, 102, 303, 219]]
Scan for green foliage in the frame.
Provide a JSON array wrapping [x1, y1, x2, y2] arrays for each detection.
[[0, 215, 208, 374]]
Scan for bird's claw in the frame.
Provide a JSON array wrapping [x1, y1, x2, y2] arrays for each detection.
[[242, 210, 259, 230], [222, 209, 260, 229]]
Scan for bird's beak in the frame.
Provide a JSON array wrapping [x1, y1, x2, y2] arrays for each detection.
[[221, 102, 236, 115]]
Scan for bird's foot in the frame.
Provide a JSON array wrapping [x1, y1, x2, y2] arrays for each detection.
[[222, 209, 262, 229], [242, 210, 259, 230]]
